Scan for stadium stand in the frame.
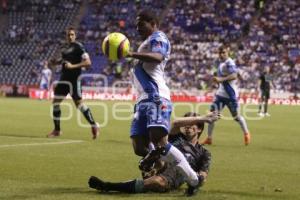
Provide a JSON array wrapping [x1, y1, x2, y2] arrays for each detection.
[[0, 0, 81, 85]]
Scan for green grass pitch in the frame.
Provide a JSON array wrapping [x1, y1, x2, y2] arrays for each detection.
[[0, 98, 299, 200]]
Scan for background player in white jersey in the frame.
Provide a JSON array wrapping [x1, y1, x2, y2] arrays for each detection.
[[202, 46, 251, 146], [126, 10, 202, 195], [39, 60, 52, 99]]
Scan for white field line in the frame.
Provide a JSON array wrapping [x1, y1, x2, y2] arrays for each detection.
[[0, 140, 84, 148]]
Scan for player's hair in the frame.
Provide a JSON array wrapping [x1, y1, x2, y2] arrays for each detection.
[[137, 10, 159, 26], [218, 45, 230, 52], [183, 112, 204, 138], [66, 26, 76, 33]]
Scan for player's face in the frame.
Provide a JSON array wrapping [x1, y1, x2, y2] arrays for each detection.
[[180, 125, 201, 141], [136, 18, 153, 39], [66, 30, 76, 43], [219, 49, 229, 61]]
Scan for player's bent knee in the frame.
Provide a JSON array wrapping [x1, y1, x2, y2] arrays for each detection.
[[132, 145, 148, 157], [131, 136, 150, 157]]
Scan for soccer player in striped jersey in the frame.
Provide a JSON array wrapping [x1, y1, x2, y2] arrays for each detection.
[[202, 46, 251, 145], [125, 10, 202, 195], [39, 60, 52, 99]]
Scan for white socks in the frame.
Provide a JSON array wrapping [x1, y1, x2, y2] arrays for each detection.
[[235, 116, 249, 134], [160, 143, 199, 186]]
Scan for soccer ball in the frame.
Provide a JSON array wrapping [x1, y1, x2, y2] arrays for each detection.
[[102, 32, 130, 61]]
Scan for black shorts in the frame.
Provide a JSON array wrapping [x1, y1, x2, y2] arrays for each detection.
[[260, 89, 270, 99], [54, 79, 82, 100]]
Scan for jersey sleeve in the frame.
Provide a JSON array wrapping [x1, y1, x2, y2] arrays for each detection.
[[78, 42, 90, 60], [149, 36, 169, 58], [226, 59, 238, 74], [75, 42, 86, 56]]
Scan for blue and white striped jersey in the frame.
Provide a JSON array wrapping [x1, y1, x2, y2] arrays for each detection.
[[132, 31, 171, 102], [216, 58, 239, 100]]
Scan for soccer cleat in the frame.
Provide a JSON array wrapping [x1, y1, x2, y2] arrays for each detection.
[[185, 184, 199, 196], [88, 176, 108, 191], [139, 147, 164, 172], [201, 137, 212, 145], [264, 113, 271, 117], [47, 130, 61, 138], [258, 112, 264, 117], [91, 123, 100, 140], [244, 133, 251, 146], [185, 175, 204, 196], [141, 160, 166, 179]]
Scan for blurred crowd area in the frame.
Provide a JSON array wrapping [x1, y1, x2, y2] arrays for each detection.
[[0, 0, 81, 85], [0, 0, 300, 94]]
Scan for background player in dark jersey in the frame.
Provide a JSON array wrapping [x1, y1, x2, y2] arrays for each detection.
[[258, 66, 274, 117], [47, 27, 99, 139], [88, 112, 218, 196]]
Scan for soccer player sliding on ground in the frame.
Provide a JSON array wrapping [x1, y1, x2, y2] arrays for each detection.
[[89, 112, 219, 196]]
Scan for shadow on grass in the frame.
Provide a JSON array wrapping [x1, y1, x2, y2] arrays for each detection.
[[7, 187, 290, 200], [2, 186, 184, 200], [40, 186, 185, 198]]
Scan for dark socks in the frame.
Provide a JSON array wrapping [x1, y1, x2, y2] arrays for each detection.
[[83, 108, 96, 125], [258, 103, 262, 112], [89, 176, 144, 193], [264, 101, 268, 113], [105, 180, 137, 193], [79, 104, 96, 125], [53, 105, 61, 131]]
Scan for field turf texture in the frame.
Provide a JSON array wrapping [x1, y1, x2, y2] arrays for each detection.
[[0, 98, 299, 200]]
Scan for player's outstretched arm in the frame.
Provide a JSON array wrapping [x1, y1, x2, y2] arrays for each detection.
[[127, 51, 163, 63], [64, 53, 91, 69], [213, 72, 237, 83], [170, 113, 219, 135]]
